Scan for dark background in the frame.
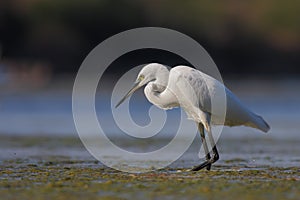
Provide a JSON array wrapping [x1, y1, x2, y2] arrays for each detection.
[[1, 0, 300, 83]]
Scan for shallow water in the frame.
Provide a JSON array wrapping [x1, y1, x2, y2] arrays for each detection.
[[0, 79, 300, 168], [1, 134, 299, 170]]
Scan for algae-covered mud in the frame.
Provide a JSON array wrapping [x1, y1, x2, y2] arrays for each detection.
[[0, 135, 300, 200], [1, 162, 299, 200]]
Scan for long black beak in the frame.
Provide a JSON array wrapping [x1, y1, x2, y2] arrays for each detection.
[[115, 82, 141, 108]]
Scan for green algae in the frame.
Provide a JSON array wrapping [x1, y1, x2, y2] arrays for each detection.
[[0, 160, 299, 200]]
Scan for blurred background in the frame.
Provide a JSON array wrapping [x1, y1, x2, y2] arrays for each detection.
[[0, 0, 299, 138]]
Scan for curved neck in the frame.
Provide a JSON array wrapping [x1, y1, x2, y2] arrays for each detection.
[[144, 67, 178, 109], [153, 66, 169, 91]]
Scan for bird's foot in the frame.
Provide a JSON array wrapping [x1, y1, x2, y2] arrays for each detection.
[[191, 162, 212, 171], [191, 154, 219, 171]]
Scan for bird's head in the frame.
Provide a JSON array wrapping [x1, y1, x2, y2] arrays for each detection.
[[115, 63, 165, 108]]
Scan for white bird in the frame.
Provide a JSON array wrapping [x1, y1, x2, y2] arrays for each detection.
[[116, 63, 270, 171]]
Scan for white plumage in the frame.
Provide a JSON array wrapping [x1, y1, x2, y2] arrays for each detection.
[[116, 63, 270, 170], [169, 65, 270, 132]]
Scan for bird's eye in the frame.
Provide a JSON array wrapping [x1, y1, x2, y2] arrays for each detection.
[[138, 75, 145, 81]]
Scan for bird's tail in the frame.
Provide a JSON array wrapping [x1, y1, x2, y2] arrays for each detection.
[[248, 113, 270, 133]]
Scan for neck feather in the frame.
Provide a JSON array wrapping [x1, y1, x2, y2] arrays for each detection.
[[154, 66, 169, 90]]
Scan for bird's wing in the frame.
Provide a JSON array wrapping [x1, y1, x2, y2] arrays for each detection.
[[169, 66, 270, 132], [170, 66, 212, 112], [165, 66, 213, 124], [170, 66, 231, 126]]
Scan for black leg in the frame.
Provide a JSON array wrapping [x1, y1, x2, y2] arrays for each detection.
[[207, 125, 219, 163], [191, 124, 219, 171], [191, 123, 211, 171], [199, 123, 211, 170]]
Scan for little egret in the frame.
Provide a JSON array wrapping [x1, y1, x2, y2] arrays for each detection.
[[116, 63, 270, 171]]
